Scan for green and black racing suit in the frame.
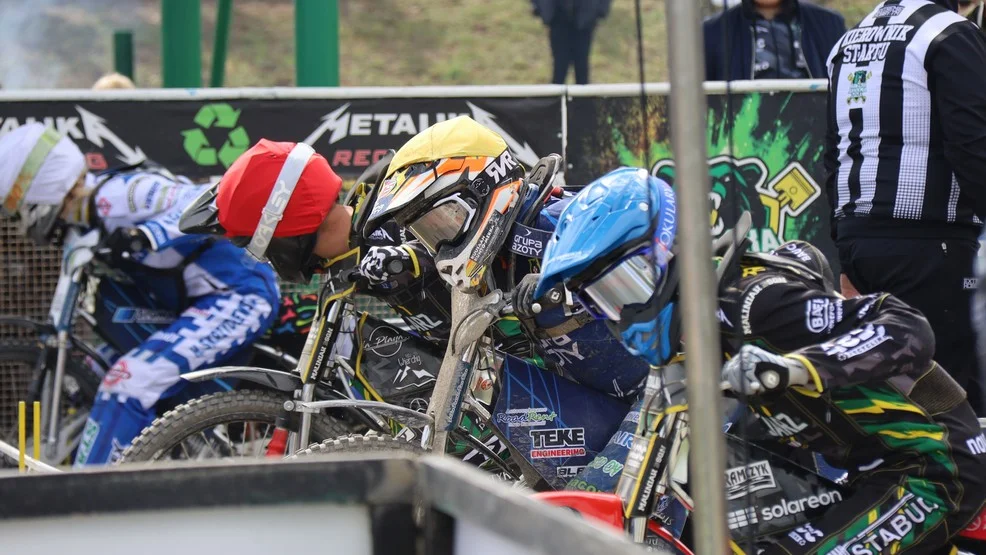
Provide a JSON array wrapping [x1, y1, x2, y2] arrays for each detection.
[[722, 257, 986, 554]]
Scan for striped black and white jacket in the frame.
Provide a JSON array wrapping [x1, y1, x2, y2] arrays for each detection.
[[825, 0, 986, 240]]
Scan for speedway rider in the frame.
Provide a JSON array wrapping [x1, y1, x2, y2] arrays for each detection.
[[361, 116, 651, 397], [532, 167, 986, 553], [192, 118, 651, 403], [0, 123, 280, 465]]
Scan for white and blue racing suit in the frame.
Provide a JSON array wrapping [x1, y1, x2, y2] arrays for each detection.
[[74, 169, 279, 465]]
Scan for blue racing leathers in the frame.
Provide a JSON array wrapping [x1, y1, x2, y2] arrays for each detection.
[[527, 198, 652, 399], [74, 169, 279, 465]]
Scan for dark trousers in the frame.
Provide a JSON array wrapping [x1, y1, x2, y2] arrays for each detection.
[[548, 20, 595, 84], [838, 236, 982, 414]]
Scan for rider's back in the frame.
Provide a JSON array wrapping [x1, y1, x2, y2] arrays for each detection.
[[91, 169, 278, 302], [722, 256, 983, 481]]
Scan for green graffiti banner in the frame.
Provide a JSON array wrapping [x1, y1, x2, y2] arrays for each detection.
[[566, 91, 836, 268]]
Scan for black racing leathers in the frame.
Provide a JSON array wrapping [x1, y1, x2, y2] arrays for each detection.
[[721, 259, 986, 554]]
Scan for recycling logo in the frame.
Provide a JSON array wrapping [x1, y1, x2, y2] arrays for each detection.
[[181, 103, 250, 168]]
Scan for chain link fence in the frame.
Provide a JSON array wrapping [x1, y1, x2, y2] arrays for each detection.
[[0, 218, 394, 335]]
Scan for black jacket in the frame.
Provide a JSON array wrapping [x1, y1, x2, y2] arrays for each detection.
[[531, 0, 611, 30], [703, 0, 846, 80]]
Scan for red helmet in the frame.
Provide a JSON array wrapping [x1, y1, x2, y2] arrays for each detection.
[[181, 139, 342, 282]]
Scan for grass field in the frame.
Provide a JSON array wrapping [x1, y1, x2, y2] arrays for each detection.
[[1, 0, 887, 89]]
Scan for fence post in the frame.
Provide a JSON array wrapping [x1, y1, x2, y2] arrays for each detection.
[[18, 401, 25, 472], [162, 0, 202, 88], [113, 30, 135, 81], [33, 401, 41, 461], [295, 0, 340, 86], [210, 0, 233, 87]]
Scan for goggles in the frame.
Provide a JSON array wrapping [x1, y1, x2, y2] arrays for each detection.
[[407, 193, 476, 254], [577, 253, 663, 321]]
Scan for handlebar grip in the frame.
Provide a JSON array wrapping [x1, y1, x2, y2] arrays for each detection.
[[386, 258, 405, 275], [759, 370, 780, 390]]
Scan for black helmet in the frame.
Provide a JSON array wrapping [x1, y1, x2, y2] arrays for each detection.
[[769, 240, 835, 291]]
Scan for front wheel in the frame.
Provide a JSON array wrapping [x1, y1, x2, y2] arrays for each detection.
[[118, 389, 350, 463], [294, 432, 426, 458]]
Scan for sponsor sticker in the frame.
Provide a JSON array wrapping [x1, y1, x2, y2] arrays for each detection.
[[761, 490, 843, 522], [805, 298, 844, 333], [821, 323, 890, 361], [365, 325, 405, 358], [529, 427, 586, 459], [557, 465, 585, 479], [112, 307, 178, 324], [788, 524, 824, 546], [741, 277, 787, 334], [496, 407, 558, 428], [967, 433, 986, 456], [759, 412, 809, 438], [830, 492, 941, 554], [725, 460, 777, 500], [102, 360, 131, 387]]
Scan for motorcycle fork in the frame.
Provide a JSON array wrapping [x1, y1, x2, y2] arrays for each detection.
[[265, 408, 294, 457]]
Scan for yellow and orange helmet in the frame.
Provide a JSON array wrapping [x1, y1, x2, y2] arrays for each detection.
[[365, 116, 525, 290]]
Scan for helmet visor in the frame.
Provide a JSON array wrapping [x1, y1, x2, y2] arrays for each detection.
[[407, 194, 475, 254], [578, 254, 660, 321]]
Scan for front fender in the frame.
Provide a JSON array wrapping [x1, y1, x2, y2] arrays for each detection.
[[182, 366, 302, 392]]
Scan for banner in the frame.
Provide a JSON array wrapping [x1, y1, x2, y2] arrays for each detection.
[[0, 96, 562, 179], [1, 87, 841, 328], [566, 91, 836, 267]]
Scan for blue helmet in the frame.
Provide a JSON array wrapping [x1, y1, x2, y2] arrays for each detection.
[[535, 167, 680, 366]]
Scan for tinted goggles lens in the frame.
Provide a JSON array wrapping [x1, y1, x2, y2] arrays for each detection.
[[407, 195, 475, 254], [577, 254, 660, 321]]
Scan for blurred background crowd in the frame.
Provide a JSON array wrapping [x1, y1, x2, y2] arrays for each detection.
[[2, 0, 982, 91]]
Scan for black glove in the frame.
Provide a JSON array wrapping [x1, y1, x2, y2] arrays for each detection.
[[359, 245, 420, 288], [103, 227, 151, 256], [513, 273, 544, 318]]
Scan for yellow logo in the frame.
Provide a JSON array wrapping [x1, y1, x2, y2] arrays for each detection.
[[757, 162, 821, 235]]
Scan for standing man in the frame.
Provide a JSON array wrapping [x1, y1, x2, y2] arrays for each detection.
[[827, 0, 986, 412], [532, 0, 611, 85], [704, 0, 845, 80]]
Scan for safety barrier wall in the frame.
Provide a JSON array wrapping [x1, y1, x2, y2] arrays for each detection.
[[0, 455, 656, 554], [0, 80, 833, 328]]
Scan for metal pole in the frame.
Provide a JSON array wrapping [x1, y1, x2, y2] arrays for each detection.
[[112, 30, 135, 81], [33, 401, 40, 461], [18, 401, 25, 472], [0, 438, 61, 473], [295, 0, 340, 86], [665, 0, 730, 553], [210, 0, 233, 87], [162, 0, 202, 88]]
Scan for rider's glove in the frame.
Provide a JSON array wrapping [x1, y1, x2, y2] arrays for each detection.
[[104, 227, 151, 255], [513, 273, 543, 318], [359, 244, 419, 286], [721, 345, 811, 396]]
